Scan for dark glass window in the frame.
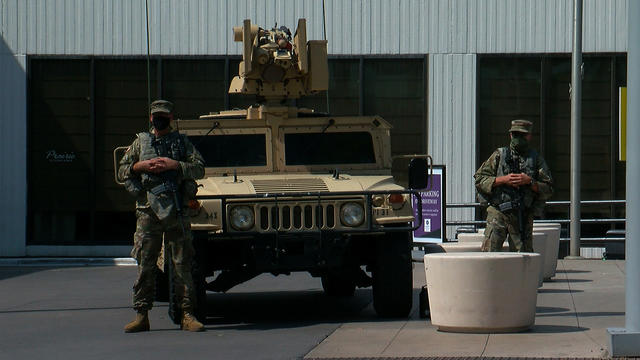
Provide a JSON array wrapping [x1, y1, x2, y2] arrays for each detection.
[[297, 59, 360, 116], [477, 54, 627, 238], [163, 59, 226, 119], [189, 134, 267, 167], [284, 132, 376, 165], [364, 59, 426, 156]]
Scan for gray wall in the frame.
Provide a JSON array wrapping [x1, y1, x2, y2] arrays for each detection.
[[0, 0, 628, 56], [0, 36, 26, 256], [428, 54, 477, 236]]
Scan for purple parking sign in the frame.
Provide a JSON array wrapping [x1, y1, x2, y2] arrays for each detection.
[[412, 166, 445, 243]]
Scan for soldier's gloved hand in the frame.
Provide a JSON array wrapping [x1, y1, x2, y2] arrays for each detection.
[[496, 174, 522, 188], [132, 159, 155, 174], [148, 157, 180, 173]]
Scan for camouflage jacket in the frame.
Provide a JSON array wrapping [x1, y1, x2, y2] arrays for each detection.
[[118, 130, 205, 215], [474, 147, 553, 215]]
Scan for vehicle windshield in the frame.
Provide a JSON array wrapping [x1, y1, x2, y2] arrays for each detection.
[[189, 134, 267, 167], [284, 131, 376, 165]]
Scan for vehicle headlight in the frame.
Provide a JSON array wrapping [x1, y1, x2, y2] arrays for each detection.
[[229, 205, 255, 231], [340, 202, 365, 227]]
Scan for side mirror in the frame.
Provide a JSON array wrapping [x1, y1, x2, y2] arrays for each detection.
[[409, 158, 428, 190], [392, 155, 433, 190]]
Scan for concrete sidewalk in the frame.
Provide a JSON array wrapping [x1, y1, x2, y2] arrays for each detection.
[[306, 259, 626, 359]]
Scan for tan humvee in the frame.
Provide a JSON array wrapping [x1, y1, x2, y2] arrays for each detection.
[[117, 19, 429, 321]]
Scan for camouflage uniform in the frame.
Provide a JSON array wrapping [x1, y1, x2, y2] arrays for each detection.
[[474, 120, 553, 252], [118, 103, 205, 315]]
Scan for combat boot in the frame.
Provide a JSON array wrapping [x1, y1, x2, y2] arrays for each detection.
[[124, 311, 150, 333], [181, 312, 205, 332]]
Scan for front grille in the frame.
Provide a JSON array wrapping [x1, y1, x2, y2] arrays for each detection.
[[258, 201, 339, 231], [251, 178, 329, 194]]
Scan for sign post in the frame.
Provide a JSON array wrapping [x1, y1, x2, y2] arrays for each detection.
[[412, 165, 446, 244]]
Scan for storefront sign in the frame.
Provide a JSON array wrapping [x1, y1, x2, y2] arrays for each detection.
[[46, 150, 76, 163], [412, 165, 446, 243]]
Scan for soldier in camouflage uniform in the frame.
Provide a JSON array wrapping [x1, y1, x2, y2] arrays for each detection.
[[118, 100, 206, 332], [474, 120, 553, 252]]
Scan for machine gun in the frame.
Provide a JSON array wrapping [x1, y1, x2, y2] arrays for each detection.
[[229, 19, 328, 103]]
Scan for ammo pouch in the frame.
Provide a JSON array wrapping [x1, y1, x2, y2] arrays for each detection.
[[124, 178, 145, 198], [497, 200, 521, 213]]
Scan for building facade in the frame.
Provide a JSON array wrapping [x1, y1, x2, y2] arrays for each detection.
[[0, 0, 628, 256]]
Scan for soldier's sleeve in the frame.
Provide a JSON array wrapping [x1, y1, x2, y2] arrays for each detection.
[[117, 137, 141, 182], [179, 136, 205, 180], [474, 150, 500, 195], [535, 155, 554, 200]]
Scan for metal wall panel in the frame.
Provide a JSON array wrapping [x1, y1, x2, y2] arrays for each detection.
[[0, 50, 27, 257], [428, 54, 476, 238], [0, 0, 628, 56]]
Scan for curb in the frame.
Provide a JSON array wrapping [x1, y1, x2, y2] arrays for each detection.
[[0, 257, 137, 267]]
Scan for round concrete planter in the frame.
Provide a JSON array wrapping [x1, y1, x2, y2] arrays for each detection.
[[424, 252, 541, 333], [533, 226, 561, 279], [439, 241, 508, 252], [457, 233, 486, 242], [531, 232, 546, 286]]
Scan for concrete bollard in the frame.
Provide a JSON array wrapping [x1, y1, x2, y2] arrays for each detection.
[[531, 232, 547, 287], [533, 226, 561, 280], [424, 252, 541, 333], [457, 233, 486, 243], [439, 241, 508, 252]]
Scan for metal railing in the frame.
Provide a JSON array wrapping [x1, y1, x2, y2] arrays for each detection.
[[446, 199, 626, 243]]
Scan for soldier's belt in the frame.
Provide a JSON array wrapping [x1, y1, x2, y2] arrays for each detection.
[[149, 183, 173, 195], [497, 201, 521, 213]]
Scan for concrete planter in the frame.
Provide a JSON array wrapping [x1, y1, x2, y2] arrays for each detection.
[[424, 252, 541, 333], [439, 241, 507, 252], [533, 225, 561, 279], [457, 233, 486, 242]]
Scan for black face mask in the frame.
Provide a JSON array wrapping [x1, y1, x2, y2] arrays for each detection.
[[152, 115, 171, 131]]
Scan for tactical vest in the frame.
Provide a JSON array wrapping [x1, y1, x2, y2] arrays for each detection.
[[489, 147, 538, 209], [136, 131, 195, 220], [138, 131, 185, 189]]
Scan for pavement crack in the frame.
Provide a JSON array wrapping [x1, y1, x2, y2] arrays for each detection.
[[380, 320, 408, 355], [561, 260, 606, 350], [561, 260, 582, 329], [479, 333, 490, 357]]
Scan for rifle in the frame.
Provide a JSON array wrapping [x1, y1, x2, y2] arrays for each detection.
[[497, 150, 526, 250], [151, 135, 188, 237]]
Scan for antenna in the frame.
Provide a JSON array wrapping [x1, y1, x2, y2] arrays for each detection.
[[322, 0, 330, 115], [145, 0, 151, 116]]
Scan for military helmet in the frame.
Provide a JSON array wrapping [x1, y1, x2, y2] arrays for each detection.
[[150, 100, 174, 115], [509, 119, 533, 133]]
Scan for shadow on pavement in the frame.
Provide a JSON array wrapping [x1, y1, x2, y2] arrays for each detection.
[[530, 324, 589, 333], [193, 287, 423, 330], [555, 269, 591, 274], [538, 288, 584, 294], [536, 306, 570, 314], [536, 311, 624, 318]]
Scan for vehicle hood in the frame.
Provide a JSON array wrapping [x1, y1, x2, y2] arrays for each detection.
[[196, 173, 404, 196]]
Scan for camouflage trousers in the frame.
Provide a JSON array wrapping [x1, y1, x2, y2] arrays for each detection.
[[481, 205, 534, 252], [131, 207, 196, 313]]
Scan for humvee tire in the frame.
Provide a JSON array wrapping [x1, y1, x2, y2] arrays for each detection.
[[321, 271, 356, 297], [372, 230, 413, 317]]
